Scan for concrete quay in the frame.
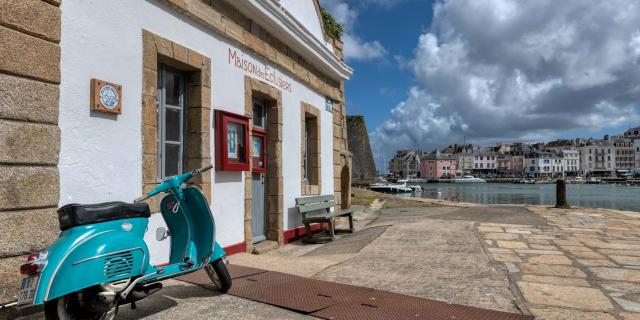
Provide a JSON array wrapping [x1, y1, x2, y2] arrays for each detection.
[[16, 191, 640, 320]]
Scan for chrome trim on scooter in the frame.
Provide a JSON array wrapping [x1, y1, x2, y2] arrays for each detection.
[[44, 230, 114, 301], [71, 247, 145, 266]]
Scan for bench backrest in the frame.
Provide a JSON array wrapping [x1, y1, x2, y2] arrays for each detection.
[[295, 195, 335, 215]]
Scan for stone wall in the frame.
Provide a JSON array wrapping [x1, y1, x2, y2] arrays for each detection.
[[0, 0, 62, 305], [347, 116, 377, 180]]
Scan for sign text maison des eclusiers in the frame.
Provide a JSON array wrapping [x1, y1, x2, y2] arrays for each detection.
[[228, 48, 293, 93]]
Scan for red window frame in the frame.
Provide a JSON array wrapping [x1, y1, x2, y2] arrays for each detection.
[[251, 129, 267, 173], [215, 110, 250, 171]]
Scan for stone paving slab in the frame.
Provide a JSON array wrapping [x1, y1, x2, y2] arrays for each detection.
[[478, 205, 640, 319]]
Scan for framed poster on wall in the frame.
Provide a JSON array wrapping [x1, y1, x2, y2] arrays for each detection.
[[251, 129, 267, 173], [215, 110, 249, 171]]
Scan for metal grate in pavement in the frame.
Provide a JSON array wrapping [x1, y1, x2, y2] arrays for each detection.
[[179, 265, 534, 320], [227, 264, 269, 279], [176, 264, 268, 289]]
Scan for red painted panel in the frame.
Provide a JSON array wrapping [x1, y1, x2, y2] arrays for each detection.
[[283, 223, 328, 244], [223, 241, 247, 256], [215, 109, 250, 171]]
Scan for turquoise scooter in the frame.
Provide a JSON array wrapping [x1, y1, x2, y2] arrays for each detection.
[[16, 165, 230, 319]]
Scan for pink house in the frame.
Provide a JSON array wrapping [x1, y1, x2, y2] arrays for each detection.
[[421, 153, 458, 179]]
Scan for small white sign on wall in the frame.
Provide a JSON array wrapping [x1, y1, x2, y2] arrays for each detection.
[[325, 96, 333, 113]]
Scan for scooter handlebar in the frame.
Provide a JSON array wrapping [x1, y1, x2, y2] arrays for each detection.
[[135, 164, 213, 203], [133, 194, 149, 203], [190, 164, 213, 176]]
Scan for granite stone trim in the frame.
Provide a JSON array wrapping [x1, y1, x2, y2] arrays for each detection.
[[141, 30, 211, 212], [158, 0, 343, 102], [332, 99, 352, 210], [0, 208, 59, 258], [0, 0, 61, 42], [300, 102, 321, 195], [0, 0, 61, 305], [0, 73, 59, 124], [0, 25, 60, 84], [0, 120, 60, 165], [244, 76, 284, 251]]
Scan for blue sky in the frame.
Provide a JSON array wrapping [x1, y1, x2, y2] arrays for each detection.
[[344, 1, 433, 125], [320, 0, 640, 170]]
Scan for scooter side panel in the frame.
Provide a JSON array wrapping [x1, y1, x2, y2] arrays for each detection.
[[182, 187, 215, 266], [33, 218, 150, 304], [160, 194, 190, 264]]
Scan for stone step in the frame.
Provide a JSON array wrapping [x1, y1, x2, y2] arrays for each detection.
[[252, 240, 279, 255]]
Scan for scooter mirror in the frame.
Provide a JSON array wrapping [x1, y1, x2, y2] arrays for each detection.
[[155, 227, 169, 241]]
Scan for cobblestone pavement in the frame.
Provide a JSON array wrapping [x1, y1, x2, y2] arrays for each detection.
[[479, 205, 640, 320]]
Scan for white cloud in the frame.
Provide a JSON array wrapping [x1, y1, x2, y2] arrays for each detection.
[[342, 34, 387, 60], [375, 0, 640, 153], [319, 0, 388, 61]]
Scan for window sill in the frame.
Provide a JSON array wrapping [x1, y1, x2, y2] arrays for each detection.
[[302, 184, 320, 195]]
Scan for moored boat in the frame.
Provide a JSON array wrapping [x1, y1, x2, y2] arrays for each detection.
[[370, 183, 413, 193], [452, 175, 487, 183]]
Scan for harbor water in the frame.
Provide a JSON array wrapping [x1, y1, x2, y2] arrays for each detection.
[[407, 183, 640, 212]]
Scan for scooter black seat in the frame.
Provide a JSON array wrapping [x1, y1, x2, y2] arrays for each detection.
[[57, 202, 151, 231]]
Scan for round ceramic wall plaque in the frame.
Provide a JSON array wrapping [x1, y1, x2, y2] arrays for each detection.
[[99, 85, 119, 110], [90, 79, 122, 114]]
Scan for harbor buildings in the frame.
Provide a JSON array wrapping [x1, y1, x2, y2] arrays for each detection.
[[496, 154, 526, 177], [577, 137, 615, 177], [559, 149, 580, 176], [623, 127, 640, 170], [388, 150, 422, 178], [473, 150, 498, 175], [421, 153, 458, 179], [613, 137, 635, 174], [383, 127, 639, 179], [525, 152, 554, 177]]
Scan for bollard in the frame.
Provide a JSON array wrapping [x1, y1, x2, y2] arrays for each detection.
[[555, 179, 570, 208]]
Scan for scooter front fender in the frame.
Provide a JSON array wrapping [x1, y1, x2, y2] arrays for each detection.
[[33, 218, 150, 305], [209, 242, 226, 263]]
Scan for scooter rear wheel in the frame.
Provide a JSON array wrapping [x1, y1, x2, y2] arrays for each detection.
[[44, 289, 118, 320], [205, 258, 232, 293]]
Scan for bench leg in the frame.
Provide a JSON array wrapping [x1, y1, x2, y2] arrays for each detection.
[[348, 214, 354, 231], [304, 223, 313, 242], [328, 218, 335, 238]]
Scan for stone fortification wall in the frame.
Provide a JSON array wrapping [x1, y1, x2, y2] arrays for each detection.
[[347, 116, 377, 180]]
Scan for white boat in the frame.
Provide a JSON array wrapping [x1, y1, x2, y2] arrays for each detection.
[[452, 175, 487, 183], [370, 184, 413, 193], [397, 179, 423, 192]]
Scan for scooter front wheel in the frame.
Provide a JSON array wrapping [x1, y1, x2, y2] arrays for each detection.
[[205, 258, 232, 293], [44, 288, 118, 320]]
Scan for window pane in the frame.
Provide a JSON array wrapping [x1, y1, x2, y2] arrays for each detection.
[[165, 143, 180, 177], [165, 109, 181, 142], [253, 102, 266, 128], [164, 72, 182, 106]]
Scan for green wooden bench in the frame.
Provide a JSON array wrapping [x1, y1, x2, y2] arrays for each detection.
[[295, 195, 355, 243]]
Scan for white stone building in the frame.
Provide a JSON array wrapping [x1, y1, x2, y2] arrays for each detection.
[[612, 137, 635, 175], [557, 149, 580, 176], [577, 139, 615, 177], [525, 152, 554, 177], [472, 151, 498, 174], [1, 0, 358, 302]]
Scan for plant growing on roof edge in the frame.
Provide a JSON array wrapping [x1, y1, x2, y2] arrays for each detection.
[[320, 7, 343, 40]]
